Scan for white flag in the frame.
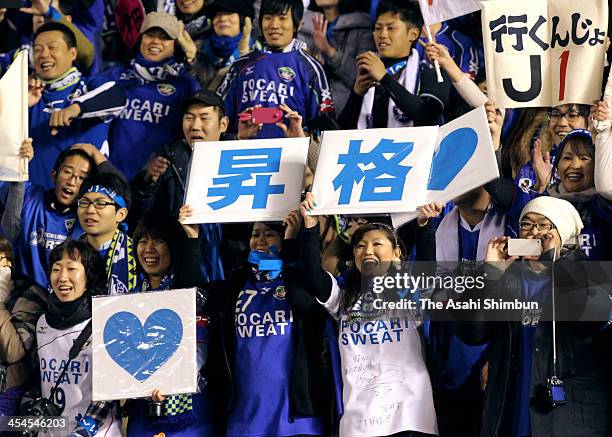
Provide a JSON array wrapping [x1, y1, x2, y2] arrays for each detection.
[[417, 0, 481, 26], [0, 50, 28, 182]]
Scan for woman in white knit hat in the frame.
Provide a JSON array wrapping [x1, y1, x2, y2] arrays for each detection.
[[455, 196, 611, 437]]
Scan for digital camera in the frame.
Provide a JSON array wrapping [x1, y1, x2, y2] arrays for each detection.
[[18, 396, 61, 436]]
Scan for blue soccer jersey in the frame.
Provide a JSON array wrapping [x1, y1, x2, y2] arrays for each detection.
[[218, 39, 334, 139], [228, 276, 323, 436]]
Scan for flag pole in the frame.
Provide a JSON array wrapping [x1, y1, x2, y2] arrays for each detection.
[[425, 24, 444, 83], [595, 65, 612, 132]]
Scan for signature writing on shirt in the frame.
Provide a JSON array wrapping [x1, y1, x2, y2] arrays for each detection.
[[345, 354, 400, 397]]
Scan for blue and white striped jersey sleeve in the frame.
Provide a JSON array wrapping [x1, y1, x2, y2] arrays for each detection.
[[72, 77, 127, 119], [297, 48, 335, 120]]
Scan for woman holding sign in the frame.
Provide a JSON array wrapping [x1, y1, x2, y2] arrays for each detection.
[[24, 240, 122, 437], [124, 213, 214, 437], [181, 204, 333, 436], [297, 193, 442, 437]]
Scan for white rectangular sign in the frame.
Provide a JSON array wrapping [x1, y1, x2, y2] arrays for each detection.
[[0, 50, 28, 181], [482, 0, 608, 108], [310, 126, 438, 215], [183, 137, 309, 223], [92, 288, 197, 401], [391, 106, 499, 227]]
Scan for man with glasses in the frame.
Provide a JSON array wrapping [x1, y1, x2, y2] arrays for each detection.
[[77, 172, 136, 294], [515, 103, 590, 193], [1, 143, 123, 288]]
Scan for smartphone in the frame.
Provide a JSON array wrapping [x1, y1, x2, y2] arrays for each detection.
[[0, 0, 24, 8], [251, 107, 283, 124], [507, 239, 542, 257]]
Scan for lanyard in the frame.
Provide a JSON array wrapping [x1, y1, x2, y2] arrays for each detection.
[[457, 213, 463, 261], [551, 247, 559, 377]]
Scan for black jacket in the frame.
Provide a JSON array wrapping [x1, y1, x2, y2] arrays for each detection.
[[455, 249, 611, 437], [129, 140, 226, 281], [338, 61, 451, 129], [202, 238, 333, 435], [129, 139, 191, 229]]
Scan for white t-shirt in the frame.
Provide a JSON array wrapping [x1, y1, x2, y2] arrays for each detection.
[[321, 274, 438, 437], [36, 315, 122, 437]]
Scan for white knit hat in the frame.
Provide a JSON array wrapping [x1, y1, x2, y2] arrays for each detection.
[[519, 196, 583, 245]]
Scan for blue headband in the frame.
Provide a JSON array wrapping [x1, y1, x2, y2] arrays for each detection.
[[87, 185, 127, 209]]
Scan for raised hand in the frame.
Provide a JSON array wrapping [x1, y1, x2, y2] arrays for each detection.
[[71, 143, 107, 164], [485, 236, 517, 271], [594, 100, 609, 122], [356, 51, 387, 82], [19, 138, 34, 161], [485, 101, 503, 150], [416, 202, 445, 226], [421, 41, 463, 82], [532, 139, 552, 193], [238, 17, 253, 56], [299, 192, 319, 229], [151, 388, 165, 403], [28, 77, 44, 107], [311, 13, 336, 58], [20, 0, 51, 15], [237, 105, 263, 139], [283, 210, 301, 239], [49, 103, 81, 135], [178, 204, 199, 239], [144, 156, 170, 184], [540, 230, 558, 254], [275, 103, 305, 138], [353, 70, 375, 96]]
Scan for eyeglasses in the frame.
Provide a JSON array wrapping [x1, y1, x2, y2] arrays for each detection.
[[519, 221, 556, 232], [77, 198, 117, 210], [549, 109, 582, 122], [58, 167, 87, 183]]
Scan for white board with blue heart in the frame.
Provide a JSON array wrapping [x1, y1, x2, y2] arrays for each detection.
[[391, 106, 499, 228], [91, 288, 197, 401], [310, 126, 438, 215]]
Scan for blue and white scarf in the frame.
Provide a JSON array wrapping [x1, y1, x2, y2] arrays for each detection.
[[44, 67, 82, 91], [126, 53, 185, 84], [98, 230, 137, 294]]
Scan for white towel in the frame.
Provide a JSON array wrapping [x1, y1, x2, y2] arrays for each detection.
[[435, 205, 506, 261]]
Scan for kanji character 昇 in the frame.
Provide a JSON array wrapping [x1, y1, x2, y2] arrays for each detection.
[[208, 148, 285, 210]]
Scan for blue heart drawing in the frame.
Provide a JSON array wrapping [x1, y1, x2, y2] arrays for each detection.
[[103, 309, 183, 382], [427, 127, 478, 190]]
